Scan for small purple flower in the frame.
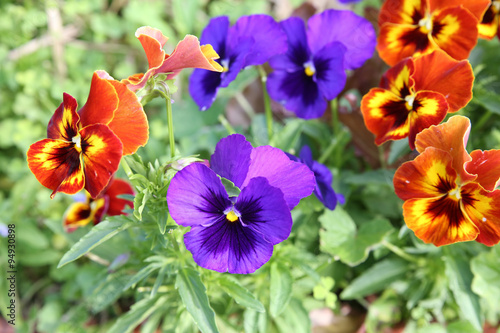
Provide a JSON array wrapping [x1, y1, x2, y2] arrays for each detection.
[[267, 10, 376, 119], [167, 134, 315, 274], [287, 146, 344, 210], [189, 15, 288, 111]]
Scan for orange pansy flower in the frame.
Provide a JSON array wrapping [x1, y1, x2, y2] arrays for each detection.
[[393, 116, 500, 247], [122, 26, 223, 93], [64, 178, 134, 232], [361, 50, 473, 149], [478, 1, 500, 39], [377, 0, 490, 66]]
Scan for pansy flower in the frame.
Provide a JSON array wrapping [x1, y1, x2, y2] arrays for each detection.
[[122, 26, 223, 93], [189, 15, 288, 111], [478, 1, 500, 39], [266, 10, 376, 119], [28, 71, 148, 198], [287, 146, 344, 210], [377, 0, 490, 66], [361, 50, 474, 149], [64, 178, 134, 232], [167, 134, 315, 274], [393, 115, 500, 246]]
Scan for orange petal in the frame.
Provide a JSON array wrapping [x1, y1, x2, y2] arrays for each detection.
[[27, 139, 84, 198], [478, 5, 500, 40], [394, 147, 458, 201], [63, 197, 108, 232], [379, 57, 415, 95], [47, 93, 80, 141], [414, 115, 476, 184], [412, 50, 473, 112], [379, 0, 428, 26], [460, 182, 500, 246], [80, 124, 123, 198], [104, 178, 134, 216], [429, 0, 491, 21], [430, 6, 479, 61], [135, 26, 168, 69], [402, 195, 479, 246], [78, 72, 119, 128], [466, 149, 500, 191]]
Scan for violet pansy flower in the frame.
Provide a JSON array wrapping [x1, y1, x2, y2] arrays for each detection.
[[189, 15, 288, 111], [287, 146, 344, 210], [267, 10, 376, 119], [167, 134, 315, 274]]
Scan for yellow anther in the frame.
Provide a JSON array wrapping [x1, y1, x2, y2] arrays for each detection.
[[304, 64, 315, 77], [72, 134, 82, 153], [226, 210, 239, 222], [404, 95, 415, 110]]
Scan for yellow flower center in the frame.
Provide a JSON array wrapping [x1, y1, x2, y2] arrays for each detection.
[[72, 134, 82, 153], [304, 62, 316, 77], [226, 210, 239, 222], [448, 188, 461, 201], [493, 1, 500, 13], [404, 94, 416, 110], [418, 15, 433, 34]]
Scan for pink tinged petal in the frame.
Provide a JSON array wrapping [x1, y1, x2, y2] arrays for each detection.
[[210, 134, 252, 188], [466, 150, 500, 191], [243, 146, 316, 209], [79, 124, 123, 199], [47, 93, 80, 140], [135, 26, 168, 69]]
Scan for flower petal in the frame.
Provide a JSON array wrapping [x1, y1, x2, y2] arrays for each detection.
[[394, 147, 457, 201], [104, 178, 135, 216], [80, 124, 123, 198], [47, 93, 79, 141], [269, 17, 310, 71], [378, 0, 428, 26], [167, 163, 232, 227], [307, 9, 376, 70], [236, 177, 292, 245], [466, 150, 500, 191], [412, 50, 474, 112], [135, 26, 169, 69], [313, 42, 347, 100], [210, 134, 252, 188], [78, 72, 119, 128], [429, 0, 490, 21], [414, 115, 476, 183], [189, 68, 222, 111], [460, 182, 500, 246], [478, 5, 499, 40], [243, 146, 315, 209], [379, 57, 415, 96], [27, 139, 84, 198], [199, 16, 230, 58], [63, 202, 92, 232]]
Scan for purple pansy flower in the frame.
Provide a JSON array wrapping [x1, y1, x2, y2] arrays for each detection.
[[287, 146, 345, 210], [189, 15, 288, 111], [167, 134, 315, 274], [267, 10, 376, 119]]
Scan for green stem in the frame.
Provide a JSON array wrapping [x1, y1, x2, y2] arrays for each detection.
[[382, 240, 419, 263], [218, 114, 236, 135], [330, 98, 339, 137], [471, 109, 492, 133], [318, 139, 337, 165], [121, 156, 134, 178], [165, 96, 176, 158], [258, 66, 273, 140]]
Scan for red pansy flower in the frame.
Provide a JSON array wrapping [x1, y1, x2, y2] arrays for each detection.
[[393, 116, 500, 246], [361, 50, 473, 149]]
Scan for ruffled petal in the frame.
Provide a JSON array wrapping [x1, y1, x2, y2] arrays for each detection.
[[460, 182, 500, 246], [307, 9, 376, 70], [313, 42, 347, 100], [80, 124, 123, 198], [429, 0, 490, 21], [378, 0, 428, 26], [47, 93, 80, 141], [78, 72, 119, 128], [394, 147, 457, 201], [379, 58, 415, 96], [412, 50, 473, 112], [235, 177, 292, 245], [243, 146, 315, 209], [167, 163, 232, 227], [135, 26, 168, 69], [210, 134, 252, 188], [27, 139, 84, 198], [199, 16, 229, 58], [466, 150, 500, 191], [189, 68, 222, 111], [104, 178, 134, 216], [269, 17, 310, 71]]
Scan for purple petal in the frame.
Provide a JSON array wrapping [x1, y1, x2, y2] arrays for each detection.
[[200, 16, 230, 58], [338, 0, 362, 3], [267, 70, 328, 119], [268, 17, 309, 71], [220, 37, 254, 87], [236, 177, 292, 244], [243, 146, 315, 209], [298, 145, 314, 165], [310, 161, 338, 210], [228, 14, 288, 67], [210, 134, 252, 188], [227, 226, 274, 274], [189, 68, 222, 111], [307, 9, 375, 70], [167, 163, 231, 227], [313, 42, 347, 100]]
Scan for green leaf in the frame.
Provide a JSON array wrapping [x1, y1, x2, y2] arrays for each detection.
[[344, 169, 395, 185], [274, 299, 310, 333], [87, 272, 130, 313], [218, 275, 265, 313], [57, 218, 133, 268], [175, 267, 218, 333], [340, 259, 408, 299], [447, 320, 481, 333], [107, 296, 167, 333], [471, 84, 500, 114], [220, 177, 241, 197], [471, 246, 500, 320], [444, 255, 483, 332], [243, 309, 259, 333], [269, 262, 293, 317], [123, 264, 159, 291], [270, 119, 303, 151], [319, 207, 394, 266]]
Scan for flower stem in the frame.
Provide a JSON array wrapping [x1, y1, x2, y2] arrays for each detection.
[[258, 66, 273, 140], [382, 240, 419, 263], [330, 98, 339, 137], [165, 96, 176, 158], [218, 114, 236, 135], [121, 156, 134, 178]]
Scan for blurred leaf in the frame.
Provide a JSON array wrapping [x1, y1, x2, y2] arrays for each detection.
[[270, 119, 303, 152], [87, 272, 130, 313], [175, 267, 218, 333], [250, 114, 269, 146], [471, 246, 500, 321], [344, 169, 395, 186], [274, 299, 310, 333], [218, 275, 265, 313], [447, 320, 480, 333], [269, 262, 293, 317], [108, 296, 167, 333], [472, 85, 500, 114]]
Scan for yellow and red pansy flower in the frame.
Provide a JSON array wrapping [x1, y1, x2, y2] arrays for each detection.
[[64, 178, 134, 232], [478, 1, 500, 39], [393, 115, 500, 247], [122, 26, 223, 93], [28, 72, 148, 199], [361, 50, 473, 149], [377, 0, 490, 66]]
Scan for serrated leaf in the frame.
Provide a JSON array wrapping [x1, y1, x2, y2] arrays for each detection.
[[58, 219, 133, 268], [340, 259, 408, 299], [175, 267, 218, 333], [269, 262, 293, 317], [218, 275, 265, 313], [107, 296, 166, 333], [319, 207, 394, 266]]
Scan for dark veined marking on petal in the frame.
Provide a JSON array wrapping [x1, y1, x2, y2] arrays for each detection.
[[435, 174, 456, 194], [410, 6, 425, 25], [431, 20, 445, 38], [199, 215, 232, 252], [400, 27, 431, 52], [481, 5, 496, 25], [230, 221, 259, 261], [399, 83, 412, 99], [379, 99, 410, 130], [236, 195, 266, 225], [198, 187, 230, 214], [75, 206, 92, 221], [426, 195, 463, 228]]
